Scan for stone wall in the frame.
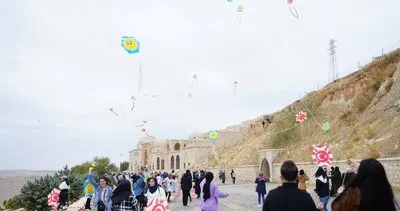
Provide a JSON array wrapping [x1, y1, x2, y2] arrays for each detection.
[[271, 157, 400, 185]]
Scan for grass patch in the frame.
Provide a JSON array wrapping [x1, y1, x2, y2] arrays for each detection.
[[270, 110, 299, 148]]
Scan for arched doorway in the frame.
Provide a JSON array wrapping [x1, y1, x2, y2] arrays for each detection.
[[261, 158, 271, 179], [170, 156, 175, 169], [161, 159, 165, 170], [176, 155, 180, 169], [157, 157, 160, 170]]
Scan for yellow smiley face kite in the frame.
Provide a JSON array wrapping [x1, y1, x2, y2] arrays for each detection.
[[121, 36, 140, 54]]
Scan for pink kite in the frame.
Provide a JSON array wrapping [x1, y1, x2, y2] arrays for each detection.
[[141, 128, 156, 139], [312, 145, 333, 167], [109, 108, 118, 116], [287, 0, 299, 19], [131, 96, 137, 111], [296, 111, 307, 123], [47, 188, 60, 210]]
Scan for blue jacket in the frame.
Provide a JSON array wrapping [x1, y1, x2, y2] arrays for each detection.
[[133, 177, 145, 196], [87, 173, 113, 211]]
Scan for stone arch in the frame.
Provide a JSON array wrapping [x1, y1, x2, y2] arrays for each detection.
[[157, 157, 160, 170], [174, 143, 180, 151], [261, 158, 270, 179], [170, 155, 175, 169], [176, 155, 180, 169]]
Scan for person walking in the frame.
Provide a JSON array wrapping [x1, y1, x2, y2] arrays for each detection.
[[298, 169, 309, 191], [315, 167, 330, 211], [200, 172, 229, 211], [146, 177, 167, 202], [181, 170, 193, 207], [263, 161, 323, 211], [255, 172, 267, 208], [230, 170, 236, 184]]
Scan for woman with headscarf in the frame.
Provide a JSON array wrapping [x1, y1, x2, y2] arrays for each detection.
[[146, 177, 167, 202], [315, 167, 330, 211], [255, 172, 267, 208], [200, 172, 229, 211], [87, 167, 113, 211], [298, 169, 309, 191], [111, 179, 137, 210], [330, 166, 342, 197], [332, 159, 397, 211]]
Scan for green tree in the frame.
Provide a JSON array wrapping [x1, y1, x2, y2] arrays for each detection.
[[119, 161, 130, 171], [92, 156, 118, 176], [71, 161, 92, 175], [3, 195, 22, 210]]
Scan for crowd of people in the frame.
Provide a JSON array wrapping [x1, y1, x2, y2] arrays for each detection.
[[79, 167, 230, 211], [54, 158, 398, 211]]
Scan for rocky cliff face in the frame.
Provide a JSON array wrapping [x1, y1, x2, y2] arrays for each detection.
[[197, 49, 400, 168]]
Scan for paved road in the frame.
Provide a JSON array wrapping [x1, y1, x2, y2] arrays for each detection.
[[70, 182, 400, 211]]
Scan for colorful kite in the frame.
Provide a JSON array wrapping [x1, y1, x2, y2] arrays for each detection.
[[109, 108, 118, 116], [208, 130, 219, 141], [237, 5, 244, 24], [145, 198, 170, 211], [296, 111, 307, 123], [322, 121, 331, 133], [287, 0, 299, 19], [131, 96, 137, 111], [141, 128, 156, 139], [83, 179, 95, 198], [312, 145, 333, 167], [233, 81, 238, 95], [47, 188, 60, 209], [121, 36, 140, 54]]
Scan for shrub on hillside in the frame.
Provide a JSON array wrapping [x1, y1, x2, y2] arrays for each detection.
[[3, 195, 22, 210]]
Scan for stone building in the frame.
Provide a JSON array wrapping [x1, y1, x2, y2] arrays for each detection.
[[128, 134, 213, 174]]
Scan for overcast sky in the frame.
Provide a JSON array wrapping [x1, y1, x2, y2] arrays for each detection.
[[1, 0, 399, 170]]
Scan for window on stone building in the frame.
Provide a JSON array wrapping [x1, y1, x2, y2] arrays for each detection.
[[161, 159, 165, 170], [157, 157, 160, 170], [176, 155, 180, 169], [184, 163, 186, 169], [171, 156, 175, 169], [174, 143, 180, 151], [188, 162, 190, 166]]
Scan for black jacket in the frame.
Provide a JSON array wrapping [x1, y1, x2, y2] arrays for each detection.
[[181, 173, 193, 190], [263, 183, 318, 211], [315, 177, 330, 197]]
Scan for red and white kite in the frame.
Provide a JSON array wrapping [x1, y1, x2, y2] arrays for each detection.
[[191, 188, 197, 198], [312, 145, 333, 167], [145, 198, 170, 211], [47, 188, 60, 209], [296, 111, 307, 123]]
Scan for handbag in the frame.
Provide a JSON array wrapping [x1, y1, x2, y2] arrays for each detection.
[[97, 200, 106, 211]]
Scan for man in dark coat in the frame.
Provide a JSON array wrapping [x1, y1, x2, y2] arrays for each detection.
[[263, 161, 323, 211], [181, 170, 193, 207]]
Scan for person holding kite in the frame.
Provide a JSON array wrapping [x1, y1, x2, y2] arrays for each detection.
[[87, 167, 113, 211]]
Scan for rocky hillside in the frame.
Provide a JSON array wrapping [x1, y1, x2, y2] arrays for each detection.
[[202, 49, 400, 168]]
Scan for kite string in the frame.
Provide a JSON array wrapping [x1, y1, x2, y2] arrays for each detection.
[[300, 99, 348, 159]]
